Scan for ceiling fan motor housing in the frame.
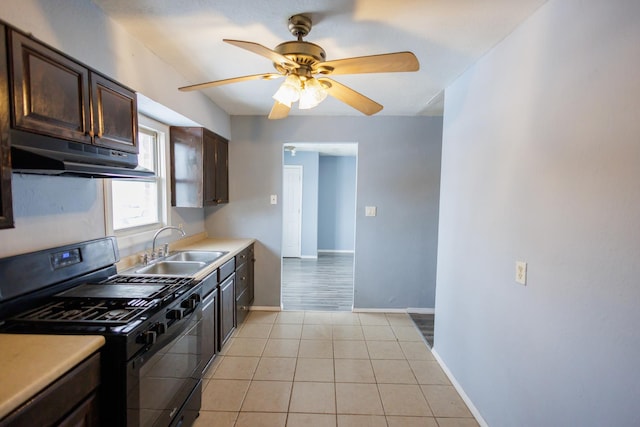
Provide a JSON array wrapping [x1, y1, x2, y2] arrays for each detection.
[[274, 41, 326, 77]]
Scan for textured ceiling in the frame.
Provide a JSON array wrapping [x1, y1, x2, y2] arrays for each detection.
[[92, 0, 546, 118]]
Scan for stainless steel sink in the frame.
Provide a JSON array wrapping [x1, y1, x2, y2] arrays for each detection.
[[164, 250, 228, 263], [134, 261, 206, 276]]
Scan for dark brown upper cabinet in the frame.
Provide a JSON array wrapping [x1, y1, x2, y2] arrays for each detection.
[[9, 29, 137, 153], [170, 127, 229, 207], [90, 73, 137, 152], [0, 24, 14, 229]]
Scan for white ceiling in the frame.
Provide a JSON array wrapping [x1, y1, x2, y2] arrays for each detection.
[[92, 0, 546, 118]]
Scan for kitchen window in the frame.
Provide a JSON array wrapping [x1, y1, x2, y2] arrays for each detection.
[[104, 115, 170, 247]]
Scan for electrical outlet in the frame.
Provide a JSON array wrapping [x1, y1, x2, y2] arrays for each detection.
[[365, 206, 377, 217], [516, 261, 527, 285], [270, 195, 277, 205]]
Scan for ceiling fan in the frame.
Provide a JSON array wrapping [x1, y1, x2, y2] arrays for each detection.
[[178, 14, 420, 119]]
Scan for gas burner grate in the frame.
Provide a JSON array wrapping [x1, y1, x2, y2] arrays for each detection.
[[13, 299, 154, 325]]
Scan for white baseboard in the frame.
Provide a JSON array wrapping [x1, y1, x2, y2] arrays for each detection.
[[317, 249, 355, 254], [299, 255, 318, 259], [352, 308, 407, 313], [352, 308, 435, 314], [431, 349, 489, 427], [407, 307, 435, 314], [249, 306, 281, 312]]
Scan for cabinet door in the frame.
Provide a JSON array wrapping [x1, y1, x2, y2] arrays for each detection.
[[9, 30, 92, 144], [202, 130, 218, 205], [236, 288, 250, 326], [235, 262, 248, 297], [202, 290, 217, 373], [219, 274, 236, 349], [0, 25, 14, 229], [91, 73, 138, 153], [171, 127, 205, 207], [214, 135, 229, 204], [57, 393, 100, 427]]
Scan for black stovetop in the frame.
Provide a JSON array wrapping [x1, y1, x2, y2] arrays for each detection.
[[8, 274, 194, 327]]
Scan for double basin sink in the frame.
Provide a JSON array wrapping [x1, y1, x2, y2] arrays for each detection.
[[125, 250, 229, 276]]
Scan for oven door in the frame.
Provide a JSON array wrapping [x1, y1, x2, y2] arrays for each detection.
[[127, 299, 203, 427]]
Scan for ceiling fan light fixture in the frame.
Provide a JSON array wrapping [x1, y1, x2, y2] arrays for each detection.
[[273, 74, 301, 106], [298, 77, 328, 109]]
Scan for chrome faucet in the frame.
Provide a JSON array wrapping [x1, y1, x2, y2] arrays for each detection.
[[151, 225, 186, 257]]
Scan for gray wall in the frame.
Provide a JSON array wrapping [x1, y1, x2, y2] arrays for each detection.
[[206, 116, 442, 309], [435, 0, 640, 425], [318, 156, 357, 252], [284, 151, 319, 257]]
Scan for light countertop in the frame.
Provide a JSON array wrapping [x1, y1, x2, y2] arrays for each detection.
[[0, 334, 105, 420], [117, 236, 256, 281]]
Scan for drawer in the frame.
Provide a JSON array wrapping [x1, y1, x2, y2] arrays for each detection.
[[235, 261, 248, 297], [218, 257, 235, 283], [235, 245, 252, 267], [235, 288, 250, 326]]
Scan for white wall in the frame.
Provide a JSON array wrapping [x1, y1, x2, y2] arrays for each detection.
[[0, 0, 230, 257], [436, 0, 640, 425], [206, 116, 442, 309]]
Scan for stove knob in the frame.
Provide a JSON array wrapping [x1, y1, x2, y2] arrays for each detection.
[[154, 322, 167, 335], [167, 308, 184, 320], [181, 295, 200, 310], [137, 330, 157, 345]]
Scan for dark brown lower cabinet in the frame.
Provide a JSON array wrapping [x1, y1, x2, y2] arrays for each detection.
[[219, 273, 235, 349], [57, 392, 100, 427], [0, 352, 101, 427], [235, 244, 255, 327]]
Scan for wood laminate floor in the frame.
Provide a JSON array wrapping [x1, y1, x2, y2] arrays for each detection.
[[410, 313, 435, 348], [281, 253, 354, 311]]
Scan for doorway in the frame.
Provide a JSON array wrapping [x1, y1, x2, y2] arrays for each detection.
[[280, 143, 358, 311]]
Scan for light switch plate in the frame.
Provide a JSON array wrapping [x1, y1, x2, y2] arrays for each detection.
[[516, 261, 527, 285], [365, 206, 377, 217], [270, 195, 277, 205]]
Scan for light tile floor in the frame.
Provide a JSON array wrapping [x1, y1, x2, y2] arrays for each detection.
[[195, 311, 478, 427]]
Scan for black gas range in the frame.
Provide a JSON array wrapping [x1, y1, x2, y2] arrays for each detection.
[[0, 237, 204, 427]]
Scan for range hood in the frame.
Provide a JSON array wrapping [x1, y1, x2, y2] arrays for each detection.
[[10, 129, 154, 179]]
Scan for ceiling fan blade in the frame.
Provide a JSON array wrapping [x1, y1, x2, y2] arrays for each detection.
[[179, 73, 282, 91], [224, 39, 299, 69], [318, 78, 383, 116], [317, 52, 419, 75], [268, 101, 291, 120]]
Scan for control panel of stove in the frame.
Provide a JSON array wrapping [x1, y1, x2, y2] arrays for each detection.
[[134, 285, 202, 351]]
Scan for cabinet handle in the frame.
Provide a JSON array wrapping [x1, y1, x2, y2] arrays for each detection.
[[241, 276, 246, 281]]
